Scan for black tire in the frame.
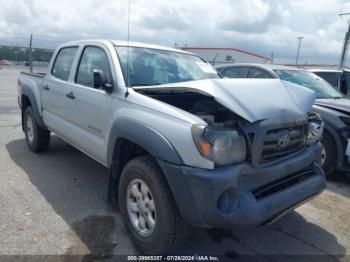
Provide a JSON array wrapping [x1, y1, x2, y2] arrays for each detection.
[[119, 155, 188, 254], [23, 107, 50, 152], [320, 131, 337, 176]]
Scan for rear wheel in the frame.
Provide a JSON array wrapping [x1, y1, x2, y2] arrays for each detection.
[[320, 131, 337, 176], [23, 107, 50, 152], [119, 155, 188, 254]]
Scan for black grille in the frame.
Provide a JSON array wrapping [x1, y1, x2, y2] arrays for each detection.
[[252, 165, 316, 200], [260, 125, 306, 163]]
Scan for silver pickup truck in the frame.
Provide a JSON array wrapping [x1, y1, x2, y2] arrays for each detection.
[[18, 39, 326, 254]]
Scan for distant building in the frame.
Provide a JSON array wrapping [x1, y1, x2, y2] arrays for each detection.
[[180, 47, 271, 65]]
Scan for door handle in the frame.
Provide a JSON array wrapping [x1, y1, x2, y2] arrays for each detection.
[[43, 85, 50, 91], [66, 92, 75, 99]]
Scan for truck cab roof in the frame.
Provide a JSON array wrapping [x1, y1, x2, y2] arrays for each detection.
[[58, 39, 191, 55]]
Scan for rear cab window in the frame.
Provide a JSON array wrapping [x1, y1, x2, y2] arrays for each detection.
[[51, 47, 78, 81]]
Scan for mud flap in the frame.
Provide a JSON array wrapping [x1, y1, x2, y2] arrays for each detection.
[[108, 164, 120, 212]]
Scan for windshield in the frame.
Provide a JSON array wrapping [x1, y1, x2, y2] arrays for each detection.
[[274, 69, 344, 99], [115, 46, 219, 87]]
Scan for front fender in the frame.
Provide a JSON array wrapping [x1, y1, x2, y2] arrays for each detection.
[[106, 117, 183, 167]]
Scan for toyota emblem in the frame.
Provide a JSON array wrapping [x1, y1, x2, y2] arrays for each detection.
[[278, 134, 290, 148]]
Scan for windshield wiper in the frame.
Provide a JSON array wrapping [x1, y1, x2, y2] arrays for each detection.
[[130, 83, 163, 87], [317, 96, 344, 99]]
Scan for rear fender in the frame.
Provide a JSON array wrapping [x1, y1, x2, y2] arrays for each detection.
[[21, 85, 45, 129]]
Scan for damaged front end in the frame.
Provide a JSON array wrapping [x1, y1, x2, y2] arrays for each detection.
[[135, 78, 323, 168], [134, 78, 326, 228]]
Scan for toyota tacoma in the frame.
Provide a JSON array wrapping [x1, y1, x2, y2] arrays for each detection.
[[18, 40, 326, 254]]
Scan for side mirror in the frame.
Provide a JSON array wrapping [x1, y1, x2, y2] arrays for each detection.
[[93, 69, 113, 93]]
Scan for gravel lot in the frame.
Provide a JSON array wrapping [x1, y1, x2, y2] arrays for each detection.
[[0, 66, 350, 261]]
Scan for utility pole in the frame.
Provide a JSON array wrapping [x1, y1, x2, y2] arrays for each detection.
[[295, 36, 304, 65], [29, 34, 33, 73], [339, 13, 350, 69], [211, 52, 220, 66], [271, 52, 274, 64]]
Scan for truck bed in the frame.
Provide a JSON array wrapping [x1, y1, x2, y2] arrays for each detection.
[[18, 71, 46, 113], [20, 71, 46, 78]]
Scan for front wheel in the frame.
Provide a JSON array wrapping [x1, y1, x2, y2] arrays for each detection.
[[23, 107, 50, 152], [119, 156, 188, 254]]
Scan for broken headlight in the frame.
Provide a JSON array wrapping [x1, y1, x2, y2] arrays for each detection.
[[192, 124, 246, 166], [307, 112, 324, 145]]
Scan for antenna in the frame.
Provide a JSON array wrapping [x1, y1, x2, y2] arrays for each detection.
[[295, 36, 304, 65], [29, 34, 33, 73], [125, 0, 131, 97]]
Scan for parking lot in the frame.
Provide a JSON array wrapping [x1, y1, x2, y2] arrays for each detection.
[[0, 66, 350, 261]]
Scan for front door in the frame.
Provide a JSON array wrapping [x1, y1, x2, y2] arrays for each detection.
[[66, 45, 114, 164]]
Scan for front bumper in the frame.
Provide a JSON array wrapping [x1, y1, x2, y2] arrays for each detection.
[[158, 143, 326, 228]]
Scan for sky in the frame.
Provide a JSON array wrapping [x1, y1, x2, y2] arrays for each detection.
[[0, 0, 350, 65]]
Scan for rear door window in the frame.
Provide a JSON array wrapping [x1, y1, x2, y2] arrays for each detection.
[[51, 47, 78, 81]]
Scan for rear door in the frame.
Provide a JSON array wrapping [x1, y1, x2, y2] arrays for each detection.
[[66, 44, 115, 163], [42, 46, 78, 135]]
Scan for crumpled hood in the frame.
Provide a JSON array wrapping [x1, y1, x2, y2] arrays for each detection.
[[315, 98, 350, 114], [135, 79, 316, 123]]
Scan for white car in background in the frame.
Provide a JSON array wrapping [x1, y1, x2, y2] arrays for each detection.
[[0, 59, 10, 65]]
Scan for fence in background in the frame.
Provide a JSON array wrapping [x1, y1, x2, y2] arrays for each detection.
[[0, 65, 48, 116], [0, 45, 53, 68], [0, 34, 76, 70], [0, 35, 73, 116]]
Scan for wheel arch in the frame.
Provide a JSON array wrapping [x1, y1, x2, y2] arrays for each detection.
[[106, 118, 183, 209], [21, 86, 45, 130]]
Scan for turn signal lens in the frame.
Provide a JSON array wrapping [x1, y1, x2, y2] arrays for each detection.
[[199, 142, 212, 157]]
